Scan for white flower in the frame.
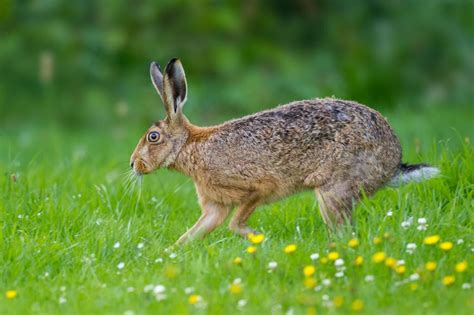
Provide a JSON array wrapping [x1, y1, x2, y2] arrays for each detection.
[[406, 243, 417, 254], [365, 275, 375, 282], [169, 253, 177, 259], [314, 285, 323, 291], [409, 273, 420, 281], [155, 258, 163, 263], [59, 296, 67, 304], [137, 243, 144, 249], [117, 262, 125, 269], [417, 218, 427, 225], [155, 293, 167, 301], [335, 271, 344, 278], [386, 210, 393, 217], [60, 286, 66, 292], [233, 278, 242, 284], [113, 242, 121, 249], [123, 311, 135, 315], [396, 260, 405, 266], [237, 299, 247, 308], [457, 239, 464, 245], [184, 287, 194, 294], [310, 253, 320, 261], [268, 261, 278, 270], [322, 279, 331, 286], [322, 294, 330, 301], [153, 285, 166, 294], [462, 283, 471, 290], [127, 287, 135, 292], [335, 258, 344, 267]]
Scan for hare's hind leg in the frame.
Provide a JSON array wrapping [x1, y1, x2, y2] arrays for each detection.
[[175, 198, 231, 245], [229, 193, 261, 237], [314, 180, 358, 229]]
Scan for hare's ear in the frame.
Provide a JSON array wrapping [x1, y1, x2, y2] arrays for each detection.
[[150, 62, 164, 102], [163, 58, 187, 122]]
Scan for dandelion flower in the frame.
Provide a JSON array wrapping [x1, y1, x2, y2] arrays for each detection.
[[320, 257, 328, 264], [327, 252, 339, 261], [283, 244, 297, 254], [5, 290, 17, 299], [188, 294, 202, 305], [455, 261, 468, 273], [303, 265, 316, 277], [333, 296, 344, 308], [246, 246, 257, 254], [373, 237, 382, 245], [247, 233, 265, 245], [423, 235, 440, 245], [372, 252, 386, 263], [351, 299, 364, 311], [410, 283, 418, 291], [425, 261, 437, 271], [395, 265, 406, 274], [303, 277, 317, 289], [442, 275, 455, 286], [355, 256, 364, 266], [229, 283, 243, 295], [385, 257, 397, 268], [233, 257, 242, 265], [439, 242, 453, 251], [348, 239, 359, 248]]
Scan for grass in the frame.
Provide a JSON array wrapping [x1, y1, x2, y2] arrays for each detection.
[[0, 105, 473, 314]]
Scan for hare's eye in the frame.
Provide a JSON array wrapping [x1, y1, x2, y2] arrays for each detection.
[[147, 131, 160, 143]]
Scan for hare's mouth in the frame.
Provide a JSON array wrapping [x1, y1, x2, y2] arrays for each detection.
[[133, 159, 152, 175]]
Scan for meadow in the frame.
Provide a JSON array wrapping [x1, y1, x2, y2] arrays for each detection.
[[1, 104, 472, 315]]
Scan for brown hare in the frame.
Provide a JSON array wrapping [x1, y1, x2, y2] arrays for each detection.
[[130, 58, 439, 245]]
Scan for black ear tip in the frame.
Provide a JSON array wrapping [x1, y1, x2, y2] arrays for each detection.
[[165, 58, 181, 75]]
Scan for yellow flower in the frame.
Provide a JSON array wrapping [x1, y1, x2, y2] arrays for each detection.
[[284, 244, 297, 254], [164, 265, 179, 279], [306, 306, 317, 315], [373, 237, 382, 245], [395, 265, 406, 274], [425, 261, 437, 271], [327, 252, 339, 261], [303, 265, 316, 277], [188, 294, 202, 304], [233, 257, 242, 265], [410, 283, 418, 291], [355, 255, 364, 266], [246, 246, 257, 254], [424, 235, 440, 245], [383, 232, 391, 239], [439, 241, 453, 251], [229, 283, 242, 295], [442, 275, 455, 286], [248, 233, 265, 245], [5, 290, 17, 299], [351, 299, 364, 311], [333, 296, 344, 308], [372, 252, 386, 263], [320, 257, 328, 264], [385, 257, 397, 268], [455, 261, 468, 273], [348, 239, 359, 248], [303, 277, 317, 289]]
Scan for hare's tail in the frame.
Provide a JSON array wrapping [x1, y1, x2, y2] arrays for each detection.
[[388, 163, 440, 187]]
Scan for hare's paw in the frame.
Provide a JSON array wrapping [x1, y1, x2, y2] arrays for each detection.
[[229, 224, 258, 238]]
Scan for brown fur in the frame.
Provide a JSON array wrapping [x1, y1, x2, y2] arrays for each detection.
[[130, 59, 403, 244]]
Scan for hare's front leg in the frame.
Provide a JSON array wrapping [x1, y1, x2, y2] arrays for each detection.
[[175, 198, 230, 245], [229, 194, 261, 237]]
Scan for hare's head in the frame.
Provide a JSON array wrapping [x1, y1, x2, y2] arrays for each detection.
[[130, 58, 190, 174]]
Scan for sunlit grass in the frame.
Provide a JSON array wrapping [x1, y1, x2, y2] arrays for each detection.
[[0, 107, 472, 314]]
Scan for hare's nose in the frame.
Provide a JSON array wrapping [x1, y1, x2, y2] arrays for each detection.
[[130, 161, 135, 169]]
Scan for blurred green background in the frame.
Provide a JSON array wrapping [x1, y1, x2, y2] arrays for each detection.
[[0, 0, 472, 137]]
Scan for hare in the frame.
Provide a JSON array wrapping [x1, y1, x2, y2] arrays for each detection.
[[130, 58, 439, 245]]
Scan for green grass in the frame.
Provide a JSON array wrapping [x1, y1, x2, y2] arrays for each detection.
[[1, 106, 473, 314]]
